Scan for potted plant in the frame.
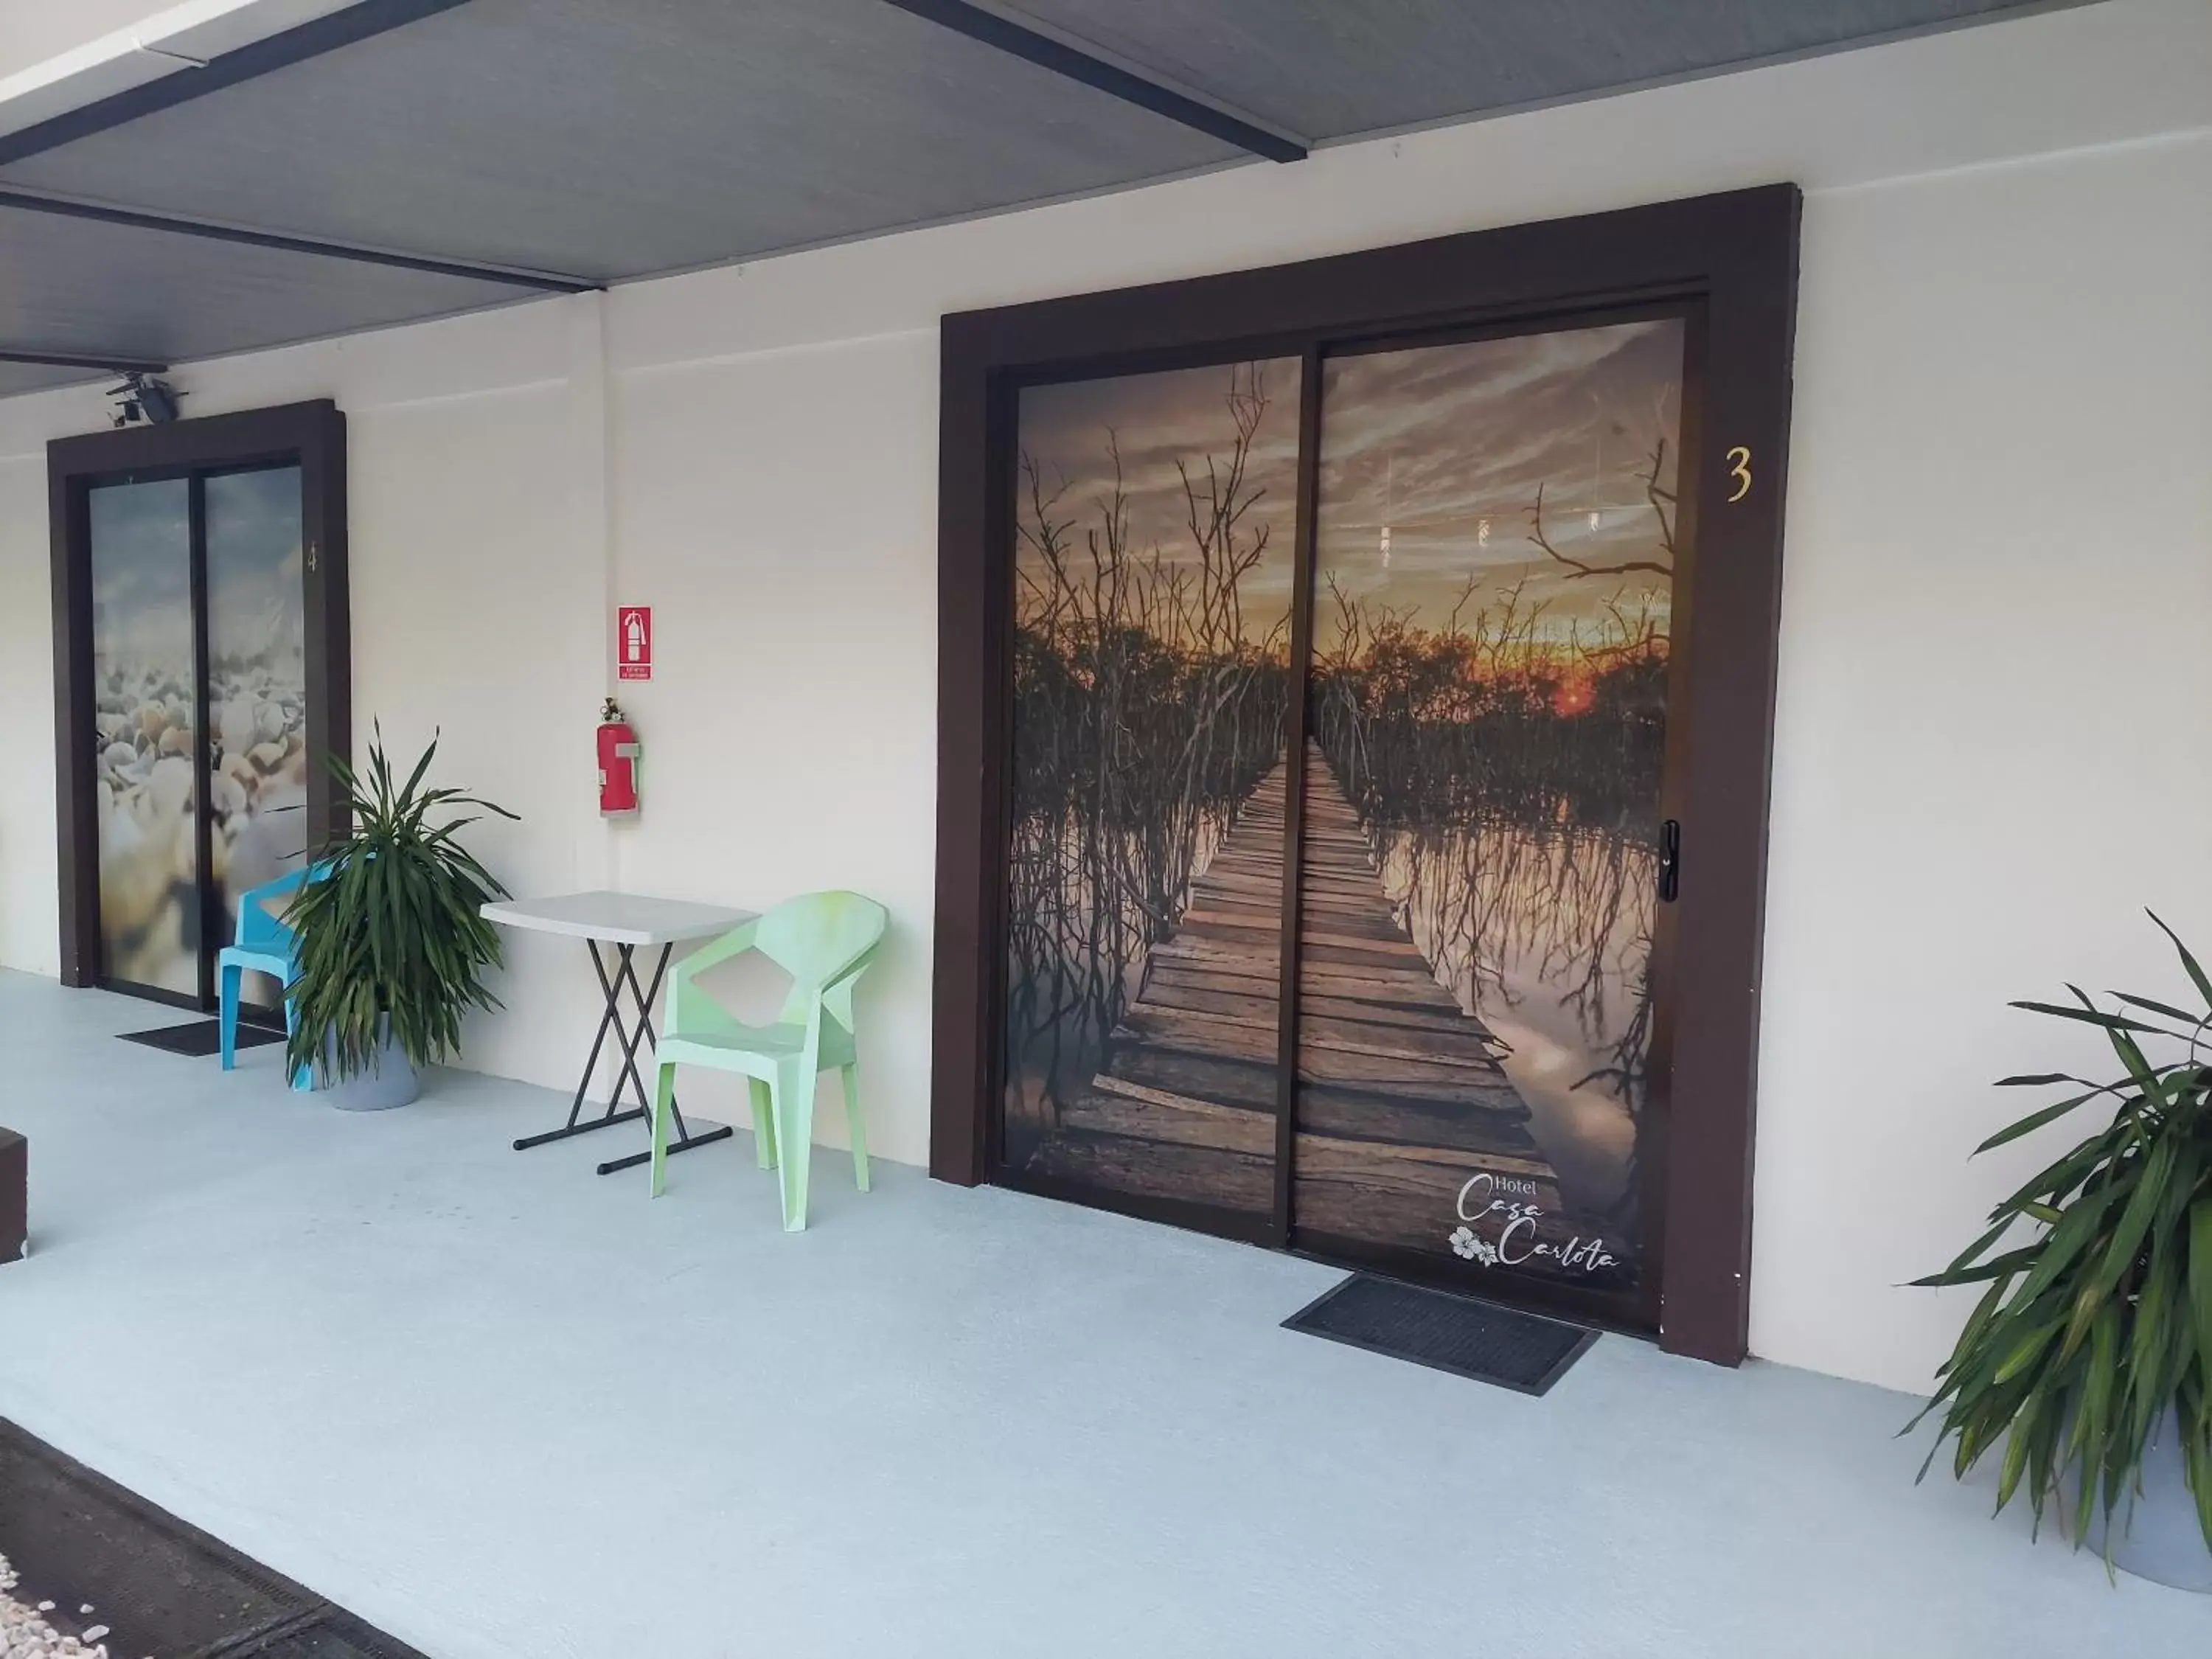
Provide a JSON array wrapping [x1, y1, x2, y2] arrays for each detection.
[[1913, 914, 2212, 1590], [284, 728, 516, 1110]]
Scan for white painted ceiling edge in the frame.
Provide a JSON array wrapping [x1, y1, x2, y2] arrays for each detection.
[[0, 0, 356, 133]]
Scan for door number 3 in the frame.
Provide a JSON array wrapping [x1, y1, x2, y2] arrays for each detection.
[[1725, 445, 1753, 504]]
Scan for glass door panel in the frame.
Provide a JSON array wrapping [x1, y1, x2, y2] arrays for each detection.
[[88, 478, 199, 998], [999, 358, 1303, 1222], [1292, 318, 1686, 1303], [206, 465, 309, 1012], [204, 469, 310, 1013]]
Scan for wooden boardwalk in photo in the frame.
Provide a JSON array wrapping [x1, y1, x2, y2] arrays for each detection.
[[1035, 742, 1568, 1250]]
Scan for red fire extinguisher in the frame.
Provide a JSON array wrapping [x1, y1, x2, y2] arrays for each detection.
[[597, 697, 640, 818]]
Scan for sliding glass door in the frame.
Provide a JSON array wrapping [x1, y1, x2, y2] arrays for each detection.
[[1291, 318, 1685, 1305], [84, 462, 311, 1012], [992, 310, 1696, 1326], [205, 466, 310, 1011], [998, 358, 1303, 1231], [88, 479, 198, 999]]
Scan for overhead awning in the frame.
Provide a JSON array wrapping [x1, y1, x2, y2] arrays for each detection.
[[0, 0, 2079, 394]]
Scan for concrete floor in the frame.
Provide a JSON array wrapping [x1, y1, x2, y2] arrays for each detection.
[[0, 972, 2203, 1658]]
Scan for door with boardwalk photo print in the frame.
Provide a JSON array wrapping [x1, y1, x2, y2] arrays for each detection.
[[1292, 317, 1686, 1307], [999, 358, 1301, 1223], [995, 319, 1690, 1316]]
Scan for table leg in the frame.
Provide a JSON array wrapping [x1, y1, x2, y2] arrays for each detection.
[[592, 942, 733, 1175], [511, 939, 735, 1177], [512, 939, 640, 1150]]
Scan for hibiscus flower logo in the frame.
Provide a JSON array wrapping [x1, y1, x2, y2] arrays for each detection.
[[1449, 1225, 1499, 1265]]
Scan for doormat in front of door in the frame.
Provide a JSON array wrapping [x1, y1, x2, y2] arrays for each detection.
[[0, 1418, 428, 1658], [116, 1022, 284, 1059], [1284, 1275, 1597, 1396]]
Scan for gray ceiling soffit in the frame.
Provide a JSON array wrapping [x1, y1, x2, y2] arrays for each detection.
[[0, 0, 2100, 407], [0, 198, 529, 366], [0, 0, 1241, 285], [0, 0, 474, 167], [992, 0, 2080, 144], [0, 358, 107, 399]]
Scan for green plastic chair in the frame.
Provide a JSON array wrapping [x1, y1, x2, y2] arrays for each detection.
[[650, 891, 888, 1230]]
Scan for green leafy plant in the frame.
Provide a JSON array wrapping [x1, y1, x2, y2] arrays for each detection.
[[1912, 914, 2212, 1560], [285, 728, 517, 1084]]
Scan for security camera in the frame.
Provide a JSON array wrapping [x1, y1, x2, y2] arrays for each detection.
[[108, 371, 182, 427]]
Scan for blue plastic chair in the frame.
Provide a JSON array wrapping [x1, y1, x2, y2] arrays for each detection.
[[218, 863, 322, 1089], [650, 891, 888, 1230]]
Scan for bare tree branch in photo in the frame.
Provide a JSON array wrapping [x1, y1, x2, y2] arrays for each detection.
[[1003, 364, 1292, 1131], [1526, 437, 1677, 581]]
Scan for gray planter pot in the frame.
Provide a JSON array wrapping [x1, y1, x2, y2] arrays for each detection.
[[311, 1026, 420, 1112], [2080, 1408, 2212, 1593]]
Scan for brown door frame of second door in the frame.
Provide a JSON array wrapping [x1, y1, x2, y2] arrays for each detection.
[[931, 187, 1799, 1366], [49, 398, 351, 998]]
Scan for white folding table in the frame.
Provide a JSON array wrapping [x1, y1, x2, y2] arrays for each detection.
[[480, 891, 757, 1176]]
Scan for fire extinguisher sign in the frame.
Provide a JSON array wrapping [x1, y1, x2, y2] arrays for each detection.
[[616, 605, 652, 681]]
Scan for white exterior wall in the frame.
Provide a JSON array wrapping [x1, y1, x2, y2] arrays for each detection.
[[1, 0, 2206, 1392]]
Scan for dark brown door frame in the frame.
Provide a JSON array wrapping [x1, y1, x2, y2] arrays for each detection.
[[931, 187, 1798, 1366], [49, 399, 351, 996]]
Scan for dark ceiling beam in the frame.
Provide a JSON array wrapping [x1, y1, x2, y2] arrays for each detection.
[[0, 347, 167, 372], [0, 188, 596, 292], [879, 0, 1307, 163], [0, 0, 475, 167]]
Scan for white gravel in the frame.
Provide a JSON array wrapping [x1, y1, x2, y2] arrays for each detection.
[[0, 1553, 111, 1659]]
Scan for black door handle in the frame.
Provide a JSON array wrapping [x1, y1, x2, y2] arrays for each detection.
[[1658, 819, 1680, 902]]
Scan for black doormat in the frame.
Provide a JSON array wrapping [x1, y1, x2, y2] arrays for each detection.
[[0, 1418, 430, 1658], [117, 1020, 285, 1058], [1283, 1274, 1598, 1396]]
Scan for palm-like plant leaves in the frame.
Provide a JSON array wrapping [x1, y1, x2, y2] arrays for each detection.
[[1913, 914, 2212, 1564], [285, 727, 517, 1082]]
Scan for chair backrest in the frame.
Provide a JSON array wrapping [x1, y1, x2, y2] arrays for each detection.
[[756, 890, 888, 1020], [232, 857, 337, 955]]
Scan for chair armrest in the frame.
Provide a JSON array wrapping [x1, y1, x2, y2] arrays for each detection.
[[670, 917, 761, 985], [236, 863, 318, 951], [662, 917, 762, 1037]]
